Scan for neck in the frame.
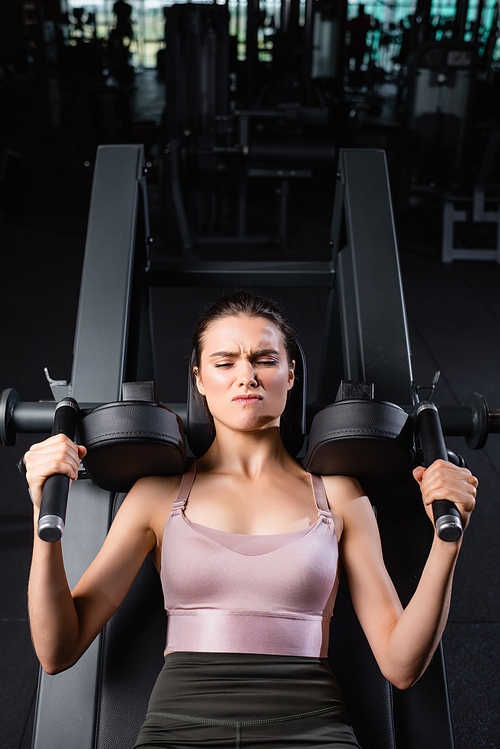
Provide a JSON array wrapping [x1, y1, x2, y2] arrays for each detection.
[[198, 422, 294, 478]]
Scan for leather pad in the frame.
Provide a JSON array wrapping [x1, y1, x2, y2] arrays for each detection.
[[302, 399, 415, 495], [81, 401, 187, 492]]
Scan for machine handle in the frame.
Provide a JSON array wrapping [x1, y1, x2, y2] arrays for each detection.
[[416, 402, 463, 542], [37, 398, 79, 542]]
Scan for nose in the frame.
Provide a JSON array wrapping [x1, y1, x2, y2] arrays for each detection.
[[238, 361, 258, 388]]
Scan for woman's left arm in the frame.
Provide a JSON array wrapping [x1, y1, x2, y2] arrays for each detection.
[[330, 461, 477, 691]]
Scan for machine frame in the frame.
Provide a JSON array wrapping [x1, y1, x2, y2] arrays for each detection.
[[3, 144, 458, 749]]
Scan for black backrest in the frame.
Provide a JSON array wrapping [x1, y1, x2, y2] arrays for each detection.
[[94, 493, 166, 749], [330, 565, 396, 749]]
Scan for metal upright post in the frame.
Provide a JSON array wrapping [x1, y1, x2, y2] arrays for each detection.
[[32, 145, 152, 749], [331, 149, 413, 406], [302, 0, 315, 105], [246, 0, 259, 105]]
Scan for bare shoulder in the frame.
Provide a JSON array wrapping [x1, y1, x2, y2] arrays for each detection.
[[112, 474, 182, 540], [126, 473, 183, 504], [320, 474, 367, 505], [320, 474, 370, 540]]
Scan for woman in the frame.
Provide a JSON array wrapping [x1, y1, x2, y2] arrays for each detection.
[[25, 291, 477, 748]]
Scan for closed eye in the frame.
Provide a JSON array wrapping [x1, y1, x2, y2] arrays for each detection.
[[213, 354, 280, 368]]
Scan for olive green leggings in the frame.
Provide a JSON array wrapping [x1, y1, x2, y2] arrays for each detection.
[[133, 652, 362, 748]]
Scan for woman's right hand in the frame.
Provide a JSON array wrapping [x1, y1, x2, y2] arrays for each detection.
[[24, 435, 87, 511]]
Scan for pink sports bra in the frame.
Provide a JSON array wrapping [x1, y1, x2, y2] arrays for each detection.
[[161, 464, 340, 658]]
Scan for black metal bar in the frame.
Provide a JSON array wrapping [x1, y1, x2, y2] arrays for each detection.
[[315, 287, 344, 404], [246, 0, 259, 105], [147, 260, 335, 288], [416, 402, 463, 542], [194, 234, 274, 246], [11, 402, 57, 433], [10, 400, 489, 445], [438, 406, 474, 436], [302, 0, 314, 104], [38, 399, 79, 543], [10, 401, 187, 434], [71, 145, 145, 403], [335, 149, 414, 406]]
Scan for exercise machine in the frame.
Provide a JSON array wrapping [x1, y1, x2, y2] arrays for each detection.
[[2, 144, 498, 749]]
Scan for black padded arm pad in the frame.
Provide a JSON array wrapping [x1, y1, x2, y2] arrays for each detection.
[[302, 399, 414, 495], [81, 382, 187, 492]]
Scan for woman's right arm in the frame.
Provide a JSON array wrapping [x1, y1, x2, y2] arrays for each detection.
[[26, 434, 159, 675]]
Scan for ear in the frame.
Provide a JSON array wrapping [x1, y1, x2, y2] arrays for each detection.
[[193, 366, 205, 396], [287, 360, 295, 390]]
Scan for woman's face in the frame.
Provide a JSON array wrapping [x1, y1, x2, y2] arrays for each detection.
[[194, 314, 295, 435]]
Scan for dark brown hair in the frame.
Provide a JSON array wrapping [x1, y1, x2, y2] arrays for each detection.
[[192, 290, 296, 369]]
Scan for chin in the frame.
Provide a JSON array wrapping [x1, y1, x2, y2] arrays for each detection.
[[216, 414, 281, 434], [239, 418, 281, 433]]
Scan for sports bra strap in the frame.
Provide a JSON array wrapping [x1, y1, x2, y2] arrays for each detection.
[[172, 462, 196, 512], [310, 474, 334, 526], [172, 465, 333, 527]]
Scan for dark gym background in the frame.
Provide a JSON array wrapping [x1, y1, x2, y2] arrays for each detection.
[[1, 0, 499, 747]]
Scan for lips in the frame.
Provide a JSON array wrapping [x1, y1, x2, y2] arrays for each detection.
[[232, 394, 263, 404]]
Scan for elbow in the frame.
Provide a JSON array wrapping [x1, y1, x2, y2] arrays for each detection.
[[384, 663, 425, 691], [389, 674, 418, 691], [42, 663, 65, 676], [39, 653, 79, 676], [41, 661, 70, 676], [381, 661, 422, 691]]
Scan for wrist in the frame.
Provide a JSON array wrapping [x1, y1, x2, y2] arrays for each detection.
[[431, 531, 462, 559]]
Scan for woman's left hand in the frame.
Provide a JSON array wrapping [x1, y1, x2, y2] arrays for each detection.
[[413, 460, 478, 533]]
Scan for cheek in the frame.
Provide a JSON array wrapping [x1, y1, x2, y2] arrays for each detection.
[[266, 371, 292, 405], [198, 369, 226, 398]]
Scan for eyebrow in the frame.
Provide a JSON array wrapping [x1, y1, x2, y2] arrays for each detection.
[[209, 349, 281, 358]]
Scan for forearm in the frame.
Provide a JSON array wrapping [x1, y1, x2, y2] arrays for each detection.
[[382, 535, 460, 689], [28, 507, 82, 674]]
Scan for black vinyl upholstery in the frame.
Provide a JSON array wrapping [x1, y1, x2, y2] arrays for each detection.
[[81, 387, 187, 492], [95, 493, 166, 749], [330, 564, 396, 749], [303, 399, 415, 495]]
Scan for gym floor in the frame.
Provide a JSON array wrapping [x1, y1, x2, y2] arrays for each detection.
[[1, 71, 499, 749]]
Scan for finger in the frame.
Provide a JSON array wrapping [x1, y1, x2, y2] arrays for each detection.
[[423, 490, 476, 512], [28, 433, 70, 448], [25, 439, 80, 467], [422, 490, 476, 526], [26, 457, 78, 484], [26, 434, 80, 459], [25, 444, 81, 482], [420, 472, 478, 501], [413, 466, 426, 483], [420, 464, 477, 494], [424, 459, 474, 482], [421, 485, 476, 511]]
